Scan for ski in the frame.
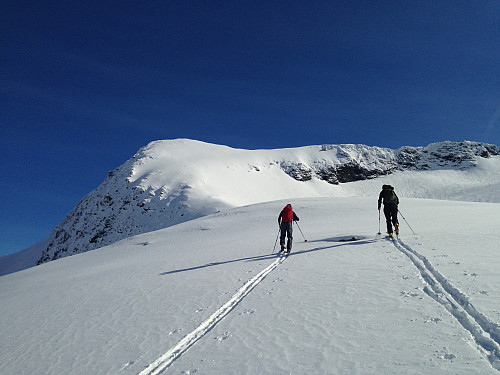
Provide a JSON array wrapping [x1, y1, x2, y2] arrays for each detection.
[[277, 251, 290, 257]]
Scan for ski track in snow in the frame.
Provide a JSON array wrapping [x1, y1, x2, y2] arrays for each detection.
[[392, 237, 500, 371], [138, 253, 288, 375]]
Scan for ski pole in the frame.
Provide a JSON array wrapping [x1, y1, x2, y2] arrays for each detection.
[[377, 209, 381, 235], [272, 227, 281, 253], [295, 221, 307, 242], [398, 209, 416, 235]]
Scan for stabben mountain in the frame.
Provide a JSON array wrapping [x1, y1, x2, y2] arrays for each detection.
[[2, 139, 499, 276]]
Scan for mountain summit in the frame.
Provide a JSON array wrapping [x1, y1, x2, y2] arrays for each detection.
[[1, 139, 499, 275]]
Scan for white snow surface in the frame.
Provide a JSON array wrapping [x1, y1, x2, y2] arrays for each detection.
[[1, 196, 500, 374], [1, 139, 500, 374], [126, 139, 500, 205], [2, 139, 500, 276]]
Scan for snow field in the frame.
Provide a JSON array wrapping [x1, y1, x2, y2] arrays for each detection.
[[1, 197, 499, 374], [3, 142, 498, 278]]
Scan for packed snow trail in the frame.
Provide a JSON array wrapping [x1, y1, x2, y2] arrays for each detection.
[[392, 237, 500, 371], [138, 254, 287, 375]]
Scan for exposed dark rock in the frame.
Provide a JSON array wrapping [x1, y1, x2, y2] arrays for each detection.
[[313, 165, 339, 184], [280, 161, 312, 181]]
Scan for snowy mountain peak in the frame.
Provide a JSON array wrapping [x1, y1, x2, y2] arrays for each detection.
[[1, 139, 499, 276]]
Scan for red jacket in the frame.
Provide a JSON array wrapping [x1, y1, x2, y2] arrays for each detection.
[[278, 205, 299, 224]]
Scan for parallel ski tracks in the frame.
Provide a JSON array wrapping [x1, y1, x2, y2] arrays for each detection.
[[137, 238, 500, 374], [392, 237, 500, 371], [138, 254, 288, 375]]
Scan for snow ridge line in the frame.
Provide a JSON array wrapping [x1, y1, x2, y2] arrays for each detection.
[[392, 238, 500, 371], [138, 255, 287, 375]]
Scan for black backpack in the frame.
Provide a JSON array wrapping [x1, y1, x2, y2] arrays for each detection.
[[382, 185, 398, 204]]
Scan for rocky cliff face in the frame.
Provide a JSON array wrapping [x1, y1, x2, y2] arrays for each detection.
[[35, 152, 206, 264], [28, 140, 500, 267], [281, 141, 499, 184]]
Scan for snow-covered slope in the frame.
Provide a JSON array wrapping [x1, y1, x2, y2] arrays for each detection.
[[1, 197, 499, 374], [1, 139, 499, 276]]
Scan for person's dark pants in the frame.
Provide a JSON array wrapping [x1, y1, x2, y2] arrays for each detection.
[[383, 204, 399, 234], [280, 221, 293, 250]]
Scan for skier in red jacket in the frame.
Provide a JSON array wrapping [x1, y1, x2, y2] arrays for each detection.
[[278, 204, 299, 253]]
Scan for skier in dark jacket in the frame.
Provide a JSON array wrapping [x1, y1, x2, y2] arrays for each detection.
[[278, 204, 299, 253], [378, 185, 399, 236]]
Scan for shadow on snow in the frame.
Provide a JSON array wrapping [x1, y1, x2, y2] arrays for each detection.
[[159, 235, 378, 276]]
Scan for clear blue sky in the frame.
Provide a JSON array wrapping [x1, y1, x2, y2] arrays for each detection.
[[1, 1, 499, 257]]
